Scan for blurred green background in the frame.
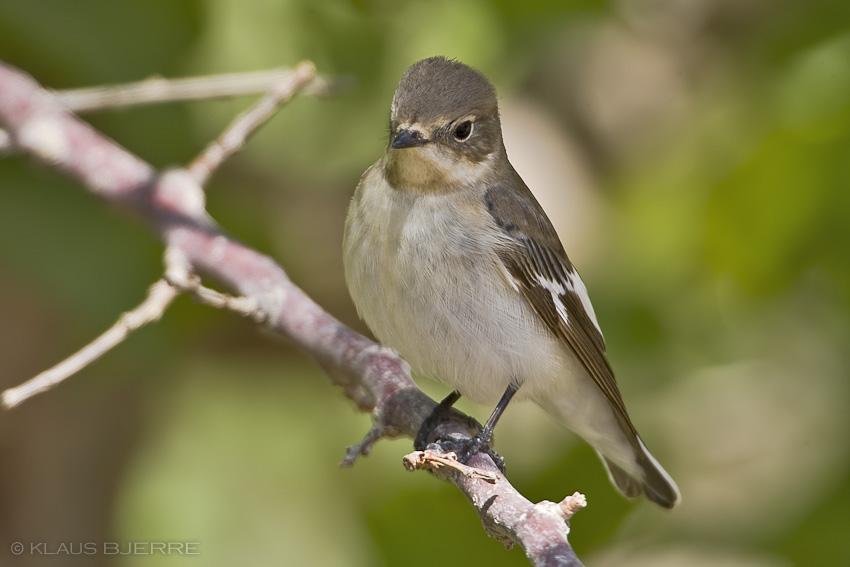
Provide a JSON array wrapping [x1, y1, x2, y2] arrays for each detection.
[[1, 1, 849, 565]]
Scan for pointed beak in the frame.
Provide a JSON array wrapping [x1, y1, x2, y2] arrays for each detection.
[[391, 128, 429, 149]]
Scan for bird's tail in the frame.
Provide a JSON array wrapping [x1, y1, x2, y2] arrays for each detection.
[[535, 391, 680, 508], [597, 435, 680, 509]]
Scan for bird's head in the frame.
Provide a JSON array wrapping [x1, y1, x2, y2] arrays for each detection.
[[383, 57, 506, 193]]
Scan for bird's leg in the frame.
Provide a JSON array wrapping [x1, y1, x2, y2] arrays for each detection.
[[414, 390, 462, 450], [438, 384, 518, 473], [477, 383, 518, 446]]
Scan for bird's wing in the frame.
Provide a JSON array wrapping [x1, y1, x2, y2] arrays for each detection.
[[483, 179, 637, 437]]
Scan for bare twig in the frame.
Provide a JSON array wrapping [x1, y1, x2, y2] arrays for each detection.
[[1, 279, 178, 409], [54, 66, 335, 112], [558, 492, 588, 520], [0, 60, 586, 566], [403, 449, 500, 483], [188, 61, 316, 184], [341, 422, 390, 466], [165, 267, 266, 323]]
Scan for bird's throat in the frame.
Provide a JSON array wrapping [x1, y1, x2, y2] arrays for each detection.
[[383, 146, 493, 195]]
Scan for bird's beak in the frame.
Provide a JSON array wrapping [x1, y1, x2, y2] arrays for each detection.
[[391, 128, 429, 149]]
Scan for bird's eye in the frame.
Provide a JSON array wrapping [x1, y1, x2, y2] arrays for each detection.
[[453, 120, 473, 141]]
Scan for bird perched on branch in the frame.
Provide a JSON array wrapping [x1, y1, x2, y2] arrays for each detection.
[[344, 56, 680, 508]]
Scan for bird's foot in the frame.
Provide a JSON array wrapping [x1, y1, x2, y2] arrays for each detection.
[[414, 399, 460, 450], [428, 432, 506, 474], [415, 392, 506, 474]]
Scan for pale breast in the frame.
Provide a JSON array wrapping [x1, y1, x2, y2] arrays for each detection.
[[344, 168, 566, 403]]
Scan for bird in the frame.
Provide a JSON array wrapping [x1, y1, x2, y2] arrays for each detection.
[[343, 56, 680, 508]]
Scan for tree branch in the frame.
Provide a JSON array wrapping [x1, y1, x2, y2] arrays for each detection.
[[0, 66, 339, 157], [0, 60, 586, 566]]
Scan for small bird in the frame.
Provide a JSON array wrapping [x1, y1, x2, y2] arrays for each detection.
[[343, 56, 680, 508]]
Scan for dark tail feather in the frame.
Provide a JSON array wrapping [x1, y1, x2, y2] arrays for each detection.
[[601, 457, 643, 499], [599, 438, 681, 509]]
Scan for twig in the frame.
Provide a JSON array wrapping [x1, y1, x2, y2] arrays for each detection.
[[1, 279, 178, 409], [403, 450, 500, 483], [53, 66, 335, 112], [558, 492, 588, 520], [341, 422, 390, 466], [188, 61, 316, 184], [165, 268, 266, 323]]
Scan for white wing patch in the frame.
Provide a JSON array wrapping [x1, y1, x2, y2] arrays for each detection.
[[566, 266, 603, 339], [535, 273, 569, 325], [532, 263, 604, 341]]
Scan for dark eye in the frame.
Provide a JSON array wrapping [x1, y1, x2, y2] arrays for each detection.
[[453, 120, 473, 141]]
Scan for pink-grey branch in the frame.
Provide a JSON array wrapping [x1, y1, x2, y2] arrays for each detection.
[[0, 60, 585, 567]]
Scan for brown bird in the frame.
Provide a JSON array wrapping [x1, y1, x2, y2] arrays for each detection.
[[344, 56, 680, 508]]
